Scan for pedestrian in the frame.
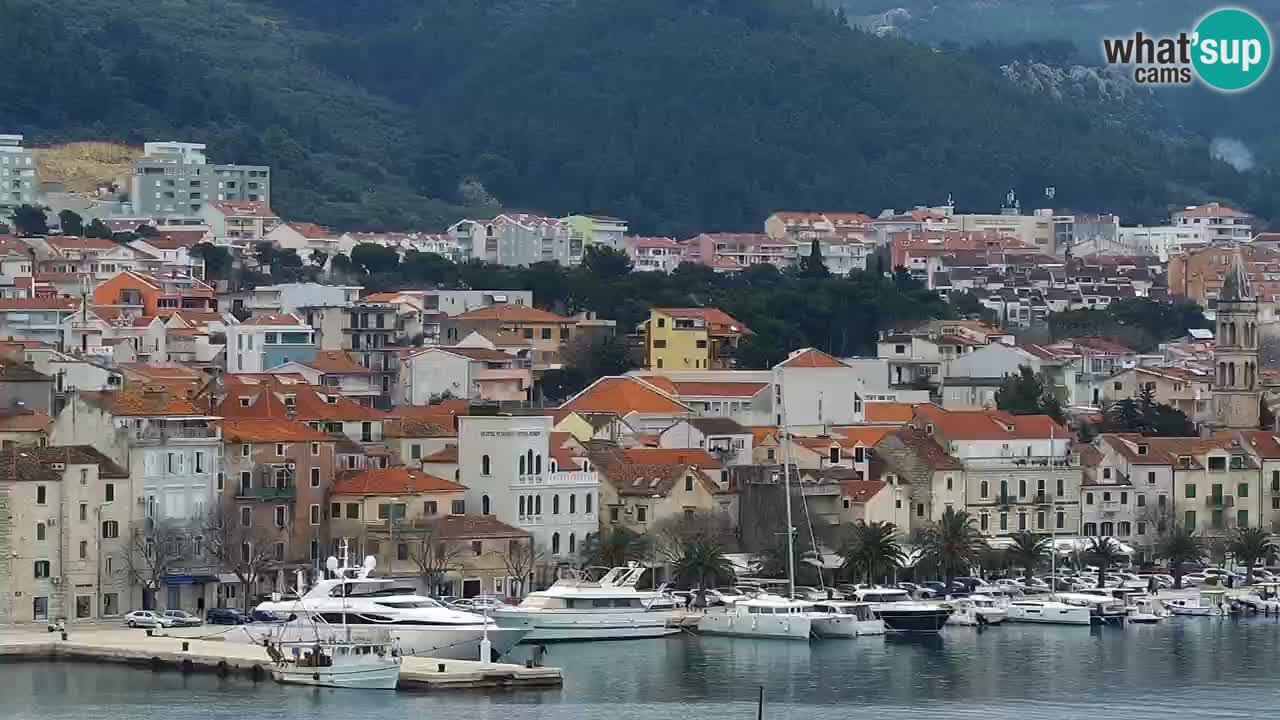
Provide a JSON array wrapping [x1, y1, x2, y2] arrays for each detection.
[[1148, 576, 1157, 596]]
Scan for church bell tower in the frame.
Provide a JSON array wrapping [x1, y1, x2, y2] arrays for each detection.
[[1212, 248, 1261, 430]]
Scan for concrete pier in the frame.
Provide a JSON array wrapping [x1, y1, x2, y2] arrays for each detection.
[[0, 627, 561, 691]]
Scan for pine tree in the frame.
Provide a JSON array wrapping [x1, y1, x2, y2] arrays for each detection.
[[799, 238, 830, 278]]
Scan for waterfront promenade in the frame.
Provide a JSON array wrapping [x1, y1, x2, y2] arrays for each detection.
[[0, 626, 561, 691]]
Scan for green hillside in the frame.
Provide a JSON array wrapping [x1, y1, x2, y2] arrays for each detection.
[[0, 0, 1252, 233]]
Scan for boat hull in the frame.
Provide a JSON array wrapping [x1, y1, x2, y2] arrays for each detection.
[[226, 622, 528, 661], [271, 662, 400, 690], [492, 609, 678, 642], [1006, 604, 1092, 625], [810, 616, 885, 637], [946, 609, 1007, 627], [697, 612, 811, 640], [1167, 604, 1222, 617]]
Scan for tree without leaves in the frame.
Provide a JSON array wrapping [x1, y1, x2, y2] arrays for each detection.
[[203, 504, 286, 611], [651, 511, 736, 563], [500, 537, 545, 598], [839, 520, 904, 585], [1228, 527, 1276, 585], [402, 519, 465, 596], [125, 519, 189, 610], [1006, 530, 1051, 587], [1156, 523, 1205, 589]]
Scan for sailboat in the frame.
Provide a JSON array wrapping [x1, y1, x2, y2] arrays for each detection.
[[265, 544, 403, 690], [698, 369, 813, 640]]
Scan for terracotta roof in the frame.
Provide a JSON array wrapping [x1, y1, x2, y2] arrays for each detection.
[[622, 447, 722, 469], [119, 363, 203, 382], [286, 222, 335, 239], [0, 361, 51, 382], [841, 480, 887, 503], [241, 313, 308, 327], [1179, 202, 1246, 218], [209, 200, 276, 218], [683, 417, 750, 435], [777, 348, 846, 369], [434, 514, 528, 539], [82, 388, 206, 417], [221, 419, 330, 444], [422, 445, 458, 462], [669, 381, 768, 398], [750, 426, 779, 445], [603, 463, 715, 497], [46, 236, 118, 251], [452, 304, 571, 323], [879, 426, 963, 471], [0, 411, 51, 433], [1238, 432, 1280, 459], [836, 426, 896, 447], [651, 307, 752, 335], [912, 405, 1067, 441], [384, 417, 455, 439], [415, 346, 515, 363], [0, 445, 128, 482], [219, 384, 384, 422], [1101, 433, 1234, 466], [864, 403, 915, 424], [332, 466, 464, 496], [0, 297, 79, 311], [561, 376, 690, 415], [304, 351, 373, 374]]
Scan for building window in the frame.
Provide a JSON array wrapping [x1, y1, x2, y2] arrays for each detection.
[[1185, 510, 1197, 528], [79, 540, 88, 560], [552, 495, 559, 514], [451, 499, 465, 515], [482, 455, 491, 475], [1148, 471, 1157, 485], [946, 476, 953, 491], [101, 520, 118, 538], [586, 493, 593, 515], [1185, 484, 1197, 499], [980, 514, 989, 531], [411, 444, 421, 460], [980, 481, 988, 498], [610, 507, 619, 522], [311, 443, 320, 456], [36, 485, 46, 505], [653, 339, 667, 348], [829, 447, 840, 464], [482, 495, 491, 515], [275, 506, 287, 527], [637, 506, 647, 523], [33, 560, 50, 578], [276, 443, 285, 457], [1056, 511, 1065, 529], [240, 507, 252, 527], [310, 504, 320, 525], [1239, 483, 1250, 498], [105, 483, 114, 503], [36, 523, 45, 541], [999, 513, 1008, 531], [552, 533, 561, 554], [569, 533, 576, 554], [1238, 510, 1250, 528], [241, 471, 252, 491], [310, 467, 321, 487], [569, 494, 577, 514]]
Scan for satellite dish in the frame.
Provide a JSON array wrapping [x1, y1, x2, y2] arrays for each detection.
[[364, 555, 377, 572], [325, 556, 339, 573]]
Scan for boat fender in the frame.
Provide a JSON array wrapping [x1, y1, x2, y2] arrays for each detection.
[[181, 659, 194, 675], [751, 618, 758, 630], [313, 673, 320, 681]]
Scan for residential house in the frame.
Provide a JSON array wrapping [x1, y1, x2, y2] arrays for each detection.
[[130, 141, 269, 219], [441, 304, 575, 370], [595, 455, 724, 535], [199, 201, 280, 245], [1173, 202, 1252, 244], [683, 233, 801, 269], [658, 417, 753, 466], [872, 426, 966, 534], [559, 376, 692, 433], [31, 236, 147, 283], [225, 313, 317, 374], [942, 343, 1078, 410], [624, 237, 682, 273], [219, 377, 387, 455], [642, 307, 751, 371], [0, 297, 81, 349], [1091, 435, 1177, 561], [385, 415, 456, 472], [399, 346, 531, 405], [563, 214, 628, 251], [268, 350, 381, 407], [92, 270, 217, 318], [1103, 366, 1214, 426]]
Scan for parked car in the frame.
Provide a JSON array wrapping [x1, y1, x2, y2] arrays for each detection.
[[205, 607, 249, 625], [125, 610, 175, 628], [894, 582, 920, 595], [1137, 574, 1175, 589], [793, 586, 844, 601], [161, 610, 202, 627]]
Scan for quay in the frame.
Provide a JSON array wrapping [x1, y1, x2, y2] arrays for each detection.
[[0, 627, 562, 691]]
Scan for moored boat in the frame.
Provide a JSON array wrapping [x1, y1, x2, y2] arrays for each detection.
[[697, 594, 812, 640], [808, 601, 885, 637], [852, 587, 952, 633], [265, 635, 401, 690], [491, 565, 678, 641], [1005, 599, 1093, 625]]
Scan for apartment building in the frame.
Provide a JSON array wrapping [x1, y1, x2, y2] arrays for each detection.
[[642, 307, 751, 371], [130, 141, 270, 219], [1173, 202, 1252, 244], [0, 135, 35, 214]]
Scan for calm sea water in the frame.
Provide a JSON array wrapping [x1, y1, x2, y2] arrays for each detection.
[[6, 619, 1280, 720]]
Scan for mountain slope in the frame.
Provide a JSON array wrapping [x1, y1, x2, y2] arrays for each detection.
[[0, 0, 1248, 234]]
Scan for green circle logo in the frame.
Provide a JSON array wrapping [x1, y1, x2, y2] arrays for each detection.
[[1192, 8, 1272, 91]]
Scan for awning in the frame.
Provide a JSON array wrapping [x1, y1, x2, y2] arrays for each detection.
[[163, 574, 220, 585]]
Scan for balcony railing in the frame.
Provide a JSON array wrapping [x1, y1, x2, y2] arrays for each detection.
[[963, 455, 1079, 469], [136, 425, 218, 441], [1205, 495, 1235, 508], [238, 485, 296, 500]]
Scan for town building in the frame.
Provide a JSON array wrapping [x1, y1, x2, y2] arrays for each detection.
[[93, 270, 218, 318], [1173, 202, 1252, 244], [225, 313, 316, 374], [641, 307, 751, 371], [0, 134, 35, 214], [624, 237, 683, 273], [399, 346, 531, 405], [199, 201, 280, 245], [1212, 251, 1261, 430], [131, 141, 270, 220], [441, 304, 576, 371], [563, 214, 628, 251]]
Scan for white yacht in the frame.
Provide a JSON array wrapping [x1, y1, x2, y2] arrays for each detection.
[[1166, 590, 1227, 616], [697, 594, 813, 640], [1054, 591, 1129, 625], [491, 566, 678, 641], [808, 601, 885, 637], [944, 595, 1008, 626], [852, 587, 953, 633], [1005, 599, 1093, 625], [227, 559, 528, 661]]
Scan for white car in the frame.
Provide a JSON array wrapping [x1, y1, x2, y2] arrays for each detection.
[[1182, 572, 1212, 586], [161, 609, 202, 627], [124, 610, 176, 628]]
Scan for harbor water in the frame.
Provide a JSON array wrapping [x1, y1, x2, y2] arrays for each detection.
[[6, 618, 1280, 720]]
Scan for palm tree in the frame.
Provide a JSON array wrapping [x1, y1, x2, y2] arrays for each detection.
[[916, 507, 986, 588], [1087, 536, 1126, 588], [840, 521, 905, 586], [580, 527, 651, 569], [1228, 527, 1277, 585], [1007, 530, 1051, 587], [671, 536, 735, 607], [1156, 524, 1205, 589]]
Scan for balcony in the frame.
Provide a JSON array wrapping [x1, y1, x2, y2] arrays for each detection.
[[546, 471, 596, 486], [963, 456, 1079, 469], [135, 425, 218, 442], [238, 485, 296, 500], [516, 474, 545, 486], [1205, 495, 1235, 508]]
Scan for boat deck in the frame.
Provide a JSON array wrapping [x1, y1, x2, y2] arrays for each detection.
[[0, 627, 561, 691]]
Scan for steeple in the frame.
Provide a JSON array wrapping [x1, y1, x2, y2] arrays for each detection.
[[1220, 247, 1253, 303]]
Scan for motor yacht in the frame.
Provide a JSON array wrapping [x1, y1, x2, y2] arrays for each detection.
[[1052, 592, 1128, 625], [852, 587, 952, 633], [1166, 590, 1227, 616], [1005, 599, 1093, 625], [807, 601, 885, 637], [697, 594, 812, 639], [227, 558, 528, 661], [491, 565, 679, 641], [944, 594, 1008, 626]]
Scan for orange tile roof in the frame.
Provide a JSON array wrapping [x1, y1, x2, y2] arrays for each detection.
[[83, 389, 207, 417], [46, 236, 118, 251], [835, 426, 896, 447], [622, 447, 722, 469], [777, 348, 845, 368], [384, 417, 455, 439], [0, 297, 79, 311], [435, 514, 528, 539], [453, 304, 571, 323], [864, 403, 915, 424], [841, 480, 887, 502], [670, 381, 768, 398], [652, 307, 752, 335], [749, 426, 779, 445], [879, 426, 963, 471], [422, 445, 458, 463], [332, 466, 464, 495], [303, 351, 373, 374], [286, 222, 335, 239], [0, 412, 51, 433], [913, 405, 1067, 441], [218, 384, 384, 422], [561, 376, 690, 415], [220, 419, 330, 444]]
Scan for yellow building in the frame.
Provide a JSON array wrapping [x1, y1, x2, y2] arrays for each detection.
[[643, 307, 751, 371]]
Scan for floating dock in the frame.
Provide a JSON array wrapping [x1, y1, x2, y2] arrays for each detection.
[[0, 628, 561, 691]]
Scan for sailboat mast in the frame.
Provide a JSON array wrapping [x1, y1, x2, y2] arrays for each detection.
[[776, 368, 797, 600]]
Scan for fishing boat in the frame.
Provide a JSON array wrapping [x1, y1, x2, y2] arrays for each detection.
[[697, 594, 813, 640], [265, 634, 401, 690], [807, 601, 885, 637], [1125, 597, 1168, 624], [491, 565, 679, 641]]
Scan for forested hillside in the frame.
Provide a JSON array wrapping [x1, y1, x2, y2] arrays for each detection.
[[0, 0, 1253, 233]]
